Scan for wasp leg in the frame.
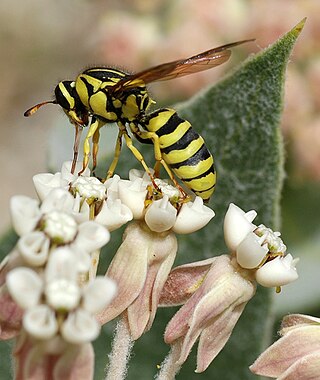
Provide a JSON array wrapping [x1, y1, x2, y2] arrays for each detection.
[[118, 123, 157, 188], [71, 124, 83, 174], [79, 117, 104, 175], [92, 128, 100, 176], [105, 129, 124, 180], [129, 124, 188, 198]]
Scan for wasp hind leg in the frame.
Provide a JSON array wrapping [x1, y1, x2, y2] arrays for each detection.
[[129, 123, 189, 200]]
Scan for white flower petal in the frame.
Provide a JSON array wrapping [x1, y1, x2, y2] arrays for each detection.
[[17, 231, 50, 266], [23, 305, 58, 339], [45, 279, 81, 310], [68, 245, 91, 273], [224, 203, 257, 252], [82, 276, 117, 314], [236, 232, 268, 269], [128, 168, 153, 185], [145, 196, 177, 232], [74, 221, 110, 252], [173, 196, 215, 234], [61, 309, 100, 344], [61, 161, 90, 182], [45, 247, 78, 284], [95, 198, 133, 231], [117, 178, 147, 219], [10, 196, 41, 236], [105, 174, 121, 199], [6, 267, 43, 309], [71, 193, 90, 223], [255, 254, 299, 287], [33, 172, 68, 201], [40, 188, 75, 214]]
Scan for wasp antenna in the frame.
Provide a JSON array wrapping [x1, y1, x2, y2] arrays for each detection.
[[24, 100, 57, 117]]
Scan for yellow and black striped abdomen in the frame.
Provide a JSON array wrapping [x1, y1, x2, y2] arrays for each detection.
[[144, 108, 216, 201]]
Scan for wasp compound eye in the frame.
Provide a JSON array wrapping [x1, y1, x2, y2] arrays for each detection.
[[54, 81, 77, 111]]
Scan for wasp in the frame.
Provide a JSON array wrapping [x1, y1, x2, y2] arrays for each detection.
[[25, 39, 253, 202]]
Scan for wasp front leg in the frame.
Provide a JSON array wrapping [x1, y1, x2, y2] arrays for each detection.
[[79, 117, 105, 175], [71, 124, 83, 174], [105, 128, 124, 180]]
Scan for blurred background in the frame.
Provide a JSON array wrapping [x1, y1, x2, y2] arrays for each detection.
[[0, 0, 320, 313]]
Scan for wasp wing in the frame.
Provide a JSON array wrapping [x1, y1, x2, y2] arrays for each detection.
[[111, 39, 254, 94]]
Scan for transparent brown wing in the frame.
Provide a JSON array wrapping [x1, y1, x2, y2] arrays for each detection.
[[111, 39, 254, 94]]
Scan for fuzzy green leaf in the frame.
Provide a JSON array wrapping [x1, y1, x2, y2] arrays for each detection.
[[93, 19, 305, 380]]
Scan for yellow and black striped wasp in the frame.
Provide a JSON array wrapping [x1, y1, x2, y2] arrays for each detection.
[[25, 39, 253, 202]]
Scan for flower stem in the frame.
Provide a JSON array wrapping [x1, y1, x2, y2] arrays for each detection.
[[155, 341, 182, 380], [105, 315, 134, 380]]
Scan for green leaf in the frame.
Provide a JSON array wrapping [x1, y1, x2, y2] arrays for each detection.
[[93, 19, 305, 380]]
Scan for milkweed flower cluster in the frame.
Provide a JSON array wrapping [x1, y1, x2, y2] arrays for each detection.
[[156, 203, 299, 377], [0, 162, 299, 379]]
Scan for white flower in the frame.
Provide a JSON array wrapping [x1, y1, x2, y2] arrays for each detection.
[[40, 188, 75, 214], [236, 232, 268, 269], [173, 196, 215, 234], [145, 195, 177, 232], [72, 221, 110, 252], [17, 231, 50, 267], [95, 198, 133, 231], [224, 203, 257, 252], [33, 172, 68, 201], [60, 160, 90, 182], [117, 177, 148, 219], [23, 305, 58, 340], [72, 176, 107, 200], [6, 249, 116, 344], [223, 203, 299, 288], [10, 196, 41, 236], [255, 254, 299, 287], [42, 211, 78, 244], [6, 267, 43, 309]]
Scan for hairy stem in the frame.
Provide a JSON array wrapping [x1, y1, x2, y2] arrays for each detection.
[[105, 315, 134, 380], [155, 341, 182, 380]]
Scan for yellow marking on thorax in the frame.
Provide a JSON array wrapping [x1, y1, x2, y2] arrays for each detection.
[[122, 94, 140, 120], [89, 92, 117, 121]]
